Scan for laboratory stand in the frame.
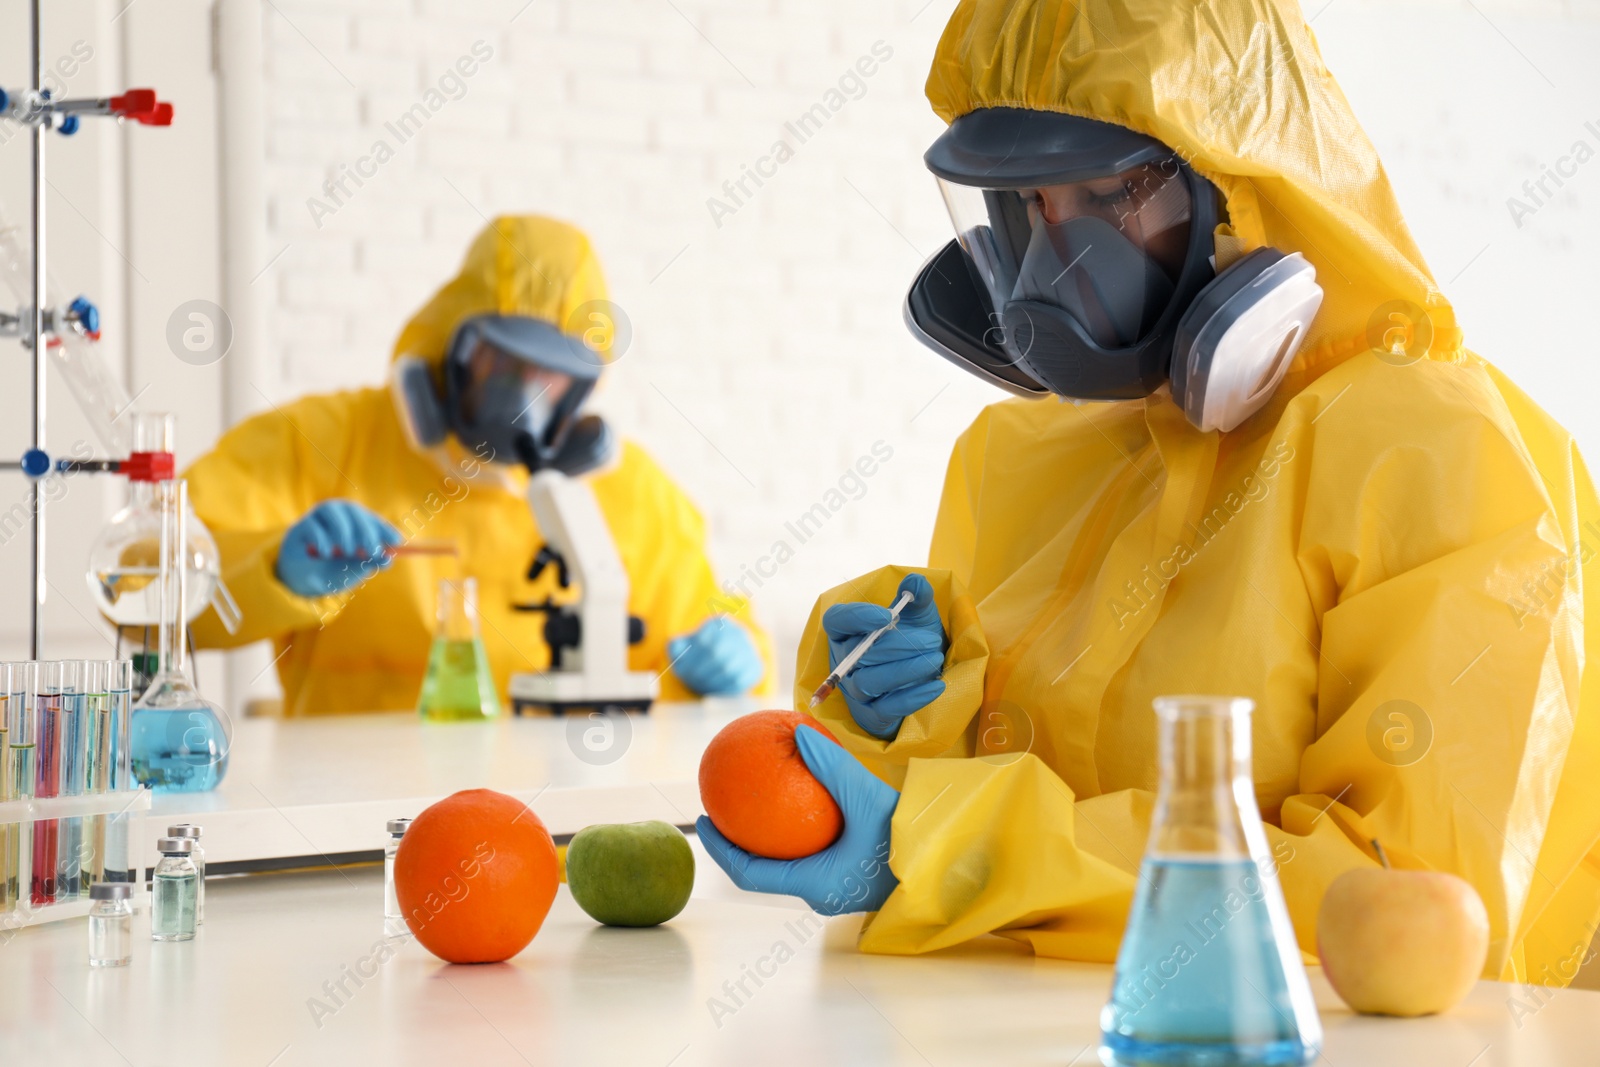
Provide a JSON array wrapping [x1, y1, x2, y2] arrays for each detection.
[[0, 0, 175, 659]]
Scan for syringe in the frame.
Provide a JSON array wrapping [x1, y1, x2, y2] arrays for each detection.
[[807, 590, 915, 710]]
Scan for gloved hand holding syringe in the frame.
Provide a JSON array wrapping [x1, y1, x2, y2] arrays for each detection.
[[808, 590, 915, 710]]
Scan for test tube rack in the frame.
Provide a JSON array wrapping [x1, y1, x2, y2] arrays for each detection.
[[0, 790, 149, 931], [0, 662, 149, 934]]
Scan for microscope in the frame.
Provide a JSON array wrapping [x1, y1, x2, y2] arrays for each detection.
[[507, 423, 659, 716]]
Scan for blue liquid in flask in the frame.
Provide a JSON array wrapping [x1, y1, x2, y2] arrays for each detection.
[[1101, 856, 1315, 1066], [131, 706, 228, 794], [1102, 696, 1319, 1067]]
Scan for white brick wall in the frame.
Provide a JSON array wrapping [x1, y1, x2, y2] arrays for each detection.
[[254, 0, 982, 692], [252, 0, 1600, 697]]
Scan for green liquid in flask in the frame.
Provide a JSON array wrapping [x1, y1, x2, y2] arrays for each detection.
[[417, 638, 499, 721]]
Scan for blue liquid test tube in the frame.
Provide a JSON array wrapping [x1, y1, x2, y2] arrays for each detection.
[[8, 664, 36, 911], [0, 664, 12, 915], [5, 665, 34, 911]]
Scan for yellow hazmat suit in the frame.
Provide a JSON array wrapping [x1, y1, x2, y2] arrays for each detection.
[[188, 216, 773, 715], [796, 0, 1600, 985]]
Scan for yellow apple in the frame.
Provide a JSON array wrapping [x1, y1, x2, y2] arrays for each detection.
[[1317, 861, 1489, 1016]]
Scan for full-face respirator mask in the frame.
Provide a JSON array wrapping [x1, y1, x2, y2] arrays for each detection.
[[391, 314, 616, 475], [904, 108, 1324, 432]]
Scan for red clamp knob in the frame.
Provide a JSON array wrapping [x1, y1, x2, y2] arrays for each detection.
[[109, 89, 156, 115], [120, 450, 176, 482], [108, 89, 173, 126]]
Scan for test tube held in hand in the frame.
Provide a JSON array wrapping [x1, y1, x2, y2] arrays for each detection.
[[304, 540, 458, 560]]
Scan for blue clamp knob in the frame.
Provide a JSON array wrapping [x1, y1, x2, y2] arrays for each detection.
[[58, 114, 79, 136], [21, 449, 50, 478], [0, 88, 9, 113], [67, 295, 99, 334]]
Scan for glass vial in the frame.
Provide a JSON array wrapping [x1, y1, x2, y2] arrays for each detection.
[[384, 818, 411, 937], [151, 837, 198, 942], [167, 824, 205, 924], [1100, 696, 1322, 1067], [88, 882, 134, 967]]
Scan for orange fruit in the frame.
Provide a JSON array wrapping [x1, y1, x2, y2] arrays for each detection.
[[395, 788, 559, 963], [699, 710, 844, 860]]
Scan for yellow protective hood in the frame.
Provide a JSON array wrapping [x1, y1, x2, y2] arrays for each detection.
[[391, 214, 612, 369], [926, 0, 1464, 380]]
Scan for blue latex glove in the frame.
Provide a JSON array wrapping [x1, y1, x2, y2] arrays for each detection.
[[697, 724, 899, 914], [821, 574, 947, 739], [668, 616, 764, 696], [275, 499, 400, 598]]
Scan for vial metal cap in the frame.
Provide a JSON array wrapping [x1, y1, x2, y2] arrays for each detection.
[[387, 818, 412, 834], [89, 883, 133, 900], [166, 823, 202, 838], [156, 837, 193, 854]]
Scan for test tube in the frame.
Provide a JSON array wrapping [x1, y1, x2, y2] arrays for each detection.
[[107, 660, 133, 791], [105, 660, 134, 883], [0, 664, 11, 915], [57, 661, 87, 900], [32, 662, 61, 905], [82, 661, 110, 893], [9, 664, 36, 910]]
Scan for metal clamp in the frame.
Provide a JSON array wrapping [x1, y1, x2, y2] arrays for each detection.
[[0, 85, 173, 132], [2, 295, 102, 347]]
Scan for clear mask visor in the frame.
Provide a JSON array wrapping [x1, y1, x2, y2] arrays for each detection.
[[458, 341, 574, 428], [938, 160, 1194, 348]]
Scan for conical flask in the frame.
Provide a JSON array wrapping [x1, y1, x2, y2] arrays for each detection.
[[417, 578, 499, 721], [130, 479, 232, 793], [1100, 696, 1321, 1066]]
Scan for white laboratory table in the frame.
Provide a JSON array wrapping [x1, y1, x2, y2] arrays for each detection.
[[144, 700, 755, 872], [2, 847, 1596, 1066]]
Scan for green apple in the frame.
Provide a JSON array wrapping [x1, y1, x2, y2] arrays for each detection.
[[566, 820, 694, 928], [1317, 850, 1489, 1016]]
